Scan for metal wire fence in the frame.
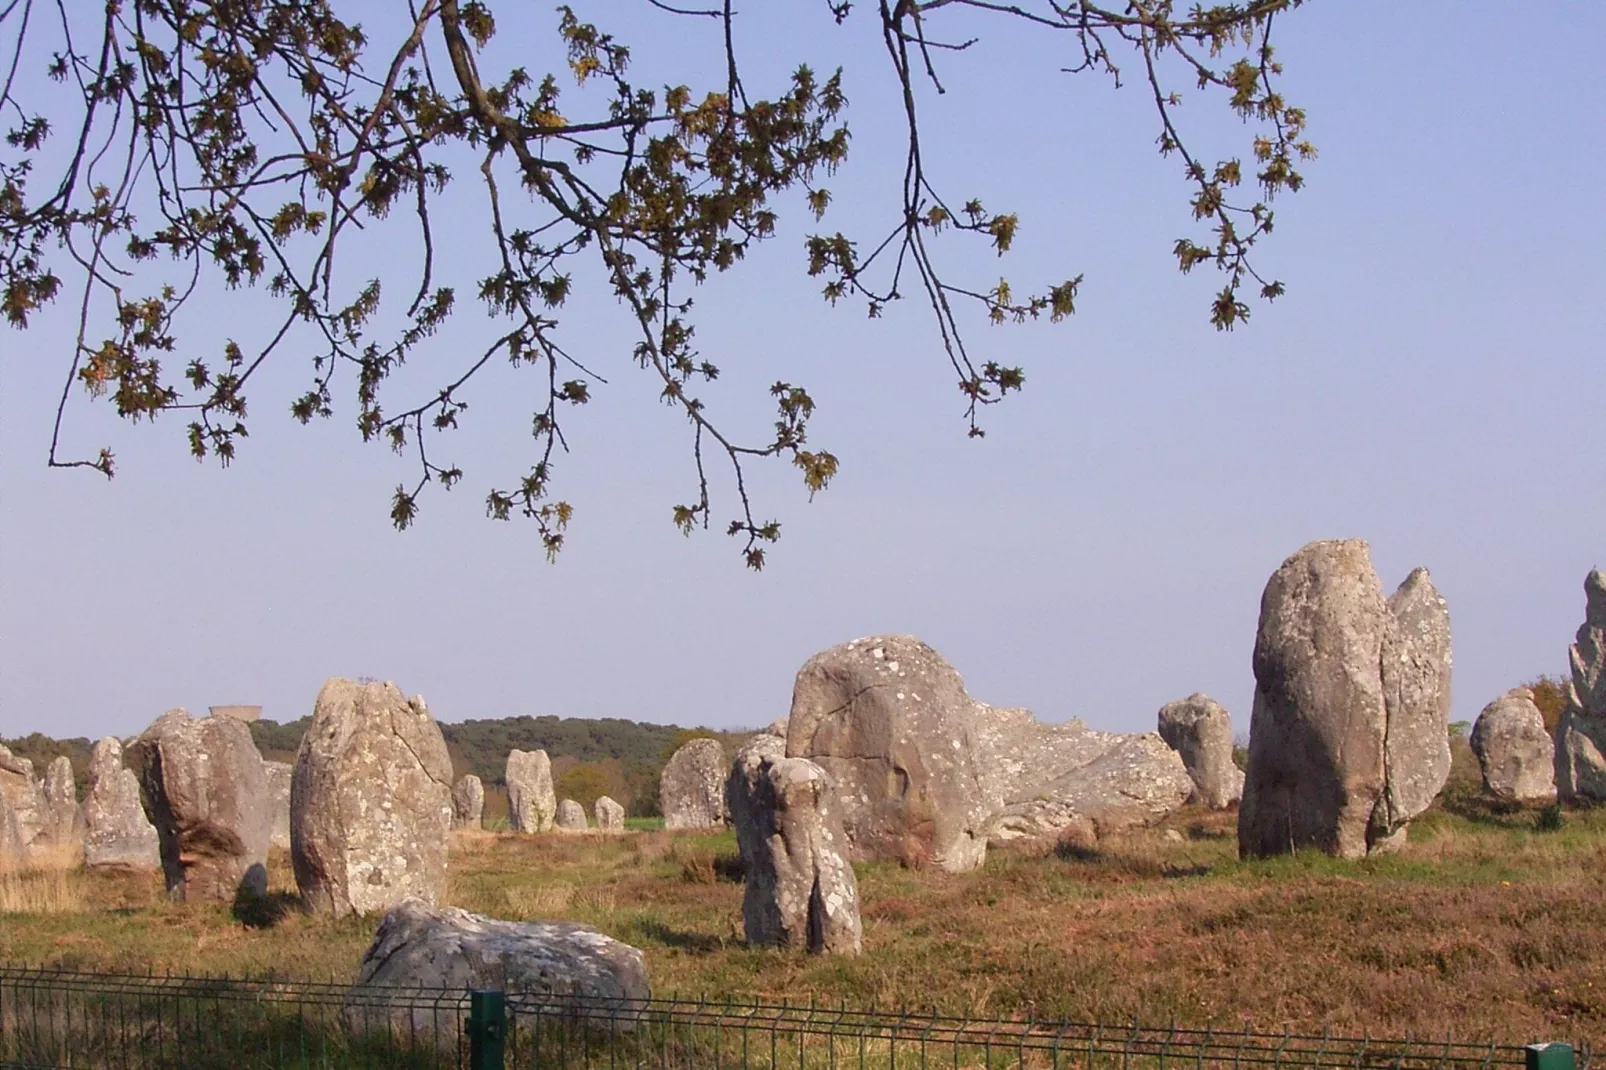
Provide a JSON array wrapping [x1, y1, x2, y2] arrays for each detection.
[[0, 966, 1590, 1070]]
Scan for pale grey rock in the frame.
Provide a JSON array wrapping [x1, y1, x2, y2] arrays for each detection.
[[1471, 689, 1556, 803], [1157, 694, 1244, 809], [1375, 568, 1454, 838], [452, 775, 485, 830], [0, 793, 22, 872], [82, 737, 160, 872], [728, 745, 861, 955], [555, 799, 588, 831], [987, 735, 1192, 842], [128, 708, 272, 901], [0, 744, 46, 854], [291, 679, 454, 917], [1558, 570, 1606, 803], [264, 760, 293, 850], [660, 738, 727, 830], [506, 750, 556, 833], [37, 755, 84, 857], [593, 795, 625, 831], [789, 635, 1194, 870], [1239, 541, 1391, 861], [348, 899, 650, 1038]]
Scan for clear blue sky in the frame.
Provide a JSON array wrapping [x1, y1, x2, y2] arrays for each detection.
[[2, 2, 1601, 741]]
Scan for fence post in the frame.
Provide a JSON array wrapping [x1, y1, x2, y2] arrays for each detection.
[[468, 989, 507, 1070], [1527, 1044, 1576, 1070]]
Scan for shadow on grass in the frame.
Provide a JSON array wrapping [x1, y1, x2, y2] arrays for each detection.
[[233, 889, 302, 930], [634, 918, 726, 953]]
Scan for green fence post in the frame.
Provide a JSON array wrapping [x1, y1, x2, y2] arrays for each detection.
[[1527, 1044, 1576, 1070], [468, 990, 507, 1070]]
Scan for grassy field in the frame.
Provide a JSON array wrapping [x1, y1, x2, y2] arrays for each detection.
[[2, 801, 1602, 1046]]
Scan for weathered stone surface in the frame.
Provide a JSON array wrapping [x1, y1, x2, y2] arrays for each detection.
[[83, 737, 160, 872], [452, 775, 484, 830], [506, 750, 556, 833], [1471, 689, 1556, 803], [728, 743, 861, 955], [1558, 570, 1606, 802], [349, 899, 650, 1036], [291, 679, 454, 917], [0, 744, 46, 854], [128, 709, 272, 901], [788, 635, 1194, 870], [264, 761, 293, 850], [209, 705, 263, 723], [1239, 541, 1451, 860], [593, 795, 625, 831], [1375, 568, 1454, 838], [660, 738, 727, 830], [555, 799, 588, 831], [1156, 694, 1244, 809], [987, 735, 1193, 842], [37, 755, 84, 857], [0, 794, 23, 872]]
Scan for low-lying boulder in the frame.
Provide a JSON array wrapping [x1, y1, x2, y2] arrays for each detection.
[[1156, 694, 1243, 809], [661, 739, 727, 830], [986, 735, 1192, 843], [728, 740, 861, 955], [292, 679, 454, 917], [1471, 689, 1556, 803], [507, 750, 556, 833], [555, 799, 588, 831], [347, 899, 650, 1037], [452, 775, 485, 830], [83, 737, 160, 872], [593, 796, 625, 831]]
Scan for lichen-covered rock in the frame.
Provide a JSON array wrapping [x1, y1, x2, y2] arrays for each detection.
[[660, 738, 727, 830], [83, 737, 160, 872], [555, 799, 588, 831], [0, 794, 23, 872], [1239, 541, 1451, 860], [789, 636, 1194, 870], [1471, 689, 1556, 803], [452, 775, 484, 830], [263, 760, 293, 851], [128, 709, 272, 901], [1558, 570, 1606, 802], [348, 899, 650, 1037], [1156, 694, 1244, 809], [0, 744, 46, 855], [728, 743, 861, 955], [37, 755, 84, 858], [593, 795, 625, 831], [291, 679, 453, 917], [506, 749, 556, 833]]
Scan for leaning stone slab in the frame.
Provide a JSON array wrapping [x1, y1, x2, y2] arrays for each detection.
[[83, 737, 160, 872], [347, 899, 650, 1039], [292, 678, 454, 917]]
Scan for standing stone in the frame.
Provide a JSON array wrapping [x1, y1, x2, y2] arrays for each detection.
[[660, 738, 727, 830], [0, 793, 23, 872], [1239, 541, 1451, 860], [728, 739, 861, 955], [37, 756, 84, 856], [1374, 567, 1454, 845], [506, 750, 556, 833], [264, 761, 293, 850], [83, 737, 160, 872], [1557, 570, 1606, 802], [291, 679, 454, 917], [128, 709, 272, 901], [555, 799, 588, 831], [0, 744, 46, 853], [452, 775, 485, 830], [1157, 694, 1244, 809], [1471, 689, 1557, 803], [594, 795, 625, 831]]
